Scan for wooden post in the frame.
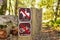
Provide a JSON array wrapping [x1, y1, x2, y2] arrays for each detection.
[[31, 8, 42, 40], [18, 8, 42, 40]]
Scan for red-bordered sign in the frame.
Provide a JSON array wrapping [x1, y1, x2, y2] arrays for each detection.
[[19, 23, 31, 36], [19, 8, 31, 21]]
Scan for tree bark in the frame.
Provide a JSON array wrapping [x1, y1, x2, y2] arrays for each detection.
[[0, 0, 7, 15], [15, 0, 18, 16], [54, 0, 60, 21]]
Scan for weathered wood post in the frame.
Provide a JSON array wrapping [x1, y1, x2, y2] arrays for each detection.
[[31, 8, 42, 40]]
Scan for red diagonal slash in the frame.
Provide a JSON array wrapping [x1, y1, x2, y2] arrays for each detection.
[[19, 24, 29, 34], [20, 9, 30, 20]]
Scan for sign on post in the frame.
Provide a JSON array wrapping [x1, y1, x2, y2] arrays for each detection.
[[19, 23, 31, 36], [19, 8, 31, 21], [18, 8, 31, 36]]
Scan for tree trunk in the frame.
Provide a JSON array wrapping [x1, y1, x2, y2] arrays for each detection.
[[0, 0, 7, 15], [15, 0, 18, 16], [54, 0, 60, 21]]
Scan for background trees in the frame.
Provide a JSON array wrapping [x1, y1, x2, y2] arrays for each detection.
[[0, 0, 60, 31]]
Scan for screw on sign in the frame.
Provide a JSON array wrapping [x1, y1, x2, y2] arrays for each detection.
[[19, 23, 31, 36], [19, 8, 31, 21]]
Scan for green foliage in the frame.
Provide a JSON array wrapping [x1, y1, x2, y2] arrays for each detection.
[[0, 25, 7, 29], [56, 18, 60, 24], [18, 0, 33, 8]]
